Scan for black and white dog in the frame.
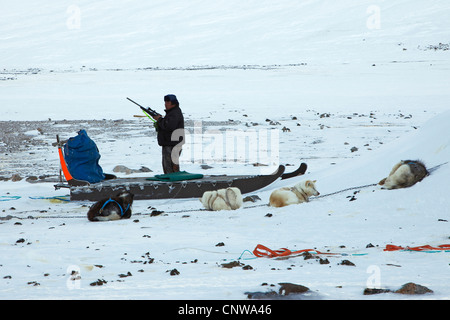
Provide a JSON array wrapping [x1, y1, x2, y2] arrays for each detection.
[[87, 191, 134, 221]]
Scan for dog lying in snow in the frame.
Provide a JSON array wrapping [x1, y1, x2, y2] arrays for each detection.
[[269, 180, 320, 208], [200, 187, 243, 211], [87, 191, 134, 221], [378, 160, 428, 190]]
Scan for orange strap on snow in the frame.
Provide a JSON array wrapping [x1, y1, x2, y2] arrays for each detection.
[[384, 244, 450, 252], [58, 146, 73, 182], [253, 244, 450, 259], [253, 244, 329, 258]]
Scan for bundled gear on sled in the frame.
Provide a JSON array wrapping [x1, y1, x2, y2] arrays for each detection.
[[62, 130, 106, 183]]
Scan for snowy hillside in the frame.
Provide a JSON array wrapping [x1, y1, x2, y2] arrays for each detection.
[[1, 0, 449, 301], [0, 110, 449, 301], [2, 0, 450, 68], [2, 1, 450, 122]]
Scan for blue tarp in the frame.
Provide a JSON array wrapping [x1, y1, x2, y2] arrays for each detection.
[[63, 130, 105, 183]]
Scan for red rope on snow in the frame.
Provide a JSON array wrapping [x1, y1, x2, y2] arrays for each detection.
[[384, 244, 450, 252], [253, 244, 337, 258]]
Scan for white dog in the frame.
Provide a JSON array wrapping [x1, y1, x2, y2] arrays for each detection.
[[200, 187, 243, 211], [379, 160, 428, 189], [269, 180, 320, 208]]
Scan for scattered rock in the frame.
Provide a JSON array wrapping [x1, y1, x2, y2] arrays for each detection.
[[113, 165, 152, 175], [252, 162, 268, 167], [11, 174, 22, 182], [246, 282, 310, 300], [25, 176, 38, 182], [150, 210, 164, 217], [219, 260, 253, 270], [395, 282, 433, 295], [141, 252, 154, 264], [215, 242, 225, 247], [246, 290, 278, 300], [363, 282, 433, 295], [118, 271, 132, 278], [221, 261, 243, 269], [278, 283, 310, 295], [167, 268, 180, 276], [301, 251, 316, 260], [339, 260, 355, 266], [69, 270, 81, 281], [363, 288, 392, 295], [90, 279, 107, 286], [113, 165, 132, 174]]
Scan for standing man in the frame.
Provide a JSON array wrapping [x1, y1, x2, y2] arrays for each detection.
[[152, 94, 185, 174]]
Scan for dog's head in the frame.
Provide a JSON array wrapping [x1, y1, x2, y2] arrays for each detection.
[[115, 191, 134, 205], [200, 190, 214, 207], [295, 180, 320, 197]]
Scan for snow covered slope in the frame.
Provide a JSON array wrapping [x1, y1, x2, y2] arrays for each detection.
[[0, 108, 448, 300], [2, 0, 450, 68]]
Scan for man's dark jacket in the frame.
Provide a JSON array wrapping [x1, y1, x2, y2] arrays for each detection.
[[156, 106, 184, 147]]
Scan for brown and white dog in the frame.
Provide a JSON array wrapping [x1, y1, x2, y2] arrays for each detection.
[[200, 187, 243, 211], [87, 191, 134, 221], [378, 160, 428, 189], [269, 180, 320, 208]]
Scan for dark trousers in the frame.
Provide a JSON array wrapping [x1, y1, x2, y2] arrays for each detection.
[[162, 146, 181, 174]]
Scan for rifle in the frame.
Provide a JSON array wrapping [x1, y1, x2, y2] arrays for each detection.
[[126, 97, 161, 122]]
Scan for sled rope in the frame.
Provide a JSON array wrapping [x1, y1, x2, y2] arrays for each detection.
[[0, 196, 22, 201], [2, 202, 269, 220], [252, 244, 339, 258], [384, 244, 450, 252], [427, 161, 448, 174], [249, 243, 450, 260], [28, 195, 70, 202], [311, 183, 378, 200]]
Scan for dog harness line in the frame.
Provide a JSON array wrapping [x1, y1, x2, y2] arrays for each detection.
[[99, 198, 131, 217]]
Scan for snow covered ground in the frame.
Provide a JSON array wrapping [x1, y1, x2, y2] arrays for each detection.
[[1, 1, 449, 300]]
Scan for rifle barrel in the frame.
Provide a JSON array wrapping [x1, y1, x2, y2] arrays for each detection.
[[126, 97, 143, 108]]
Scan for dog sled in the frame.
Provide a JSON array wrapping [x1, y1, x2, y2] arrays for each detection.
[[54, 132, 307, 201], [55, 163, 307, 201]]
